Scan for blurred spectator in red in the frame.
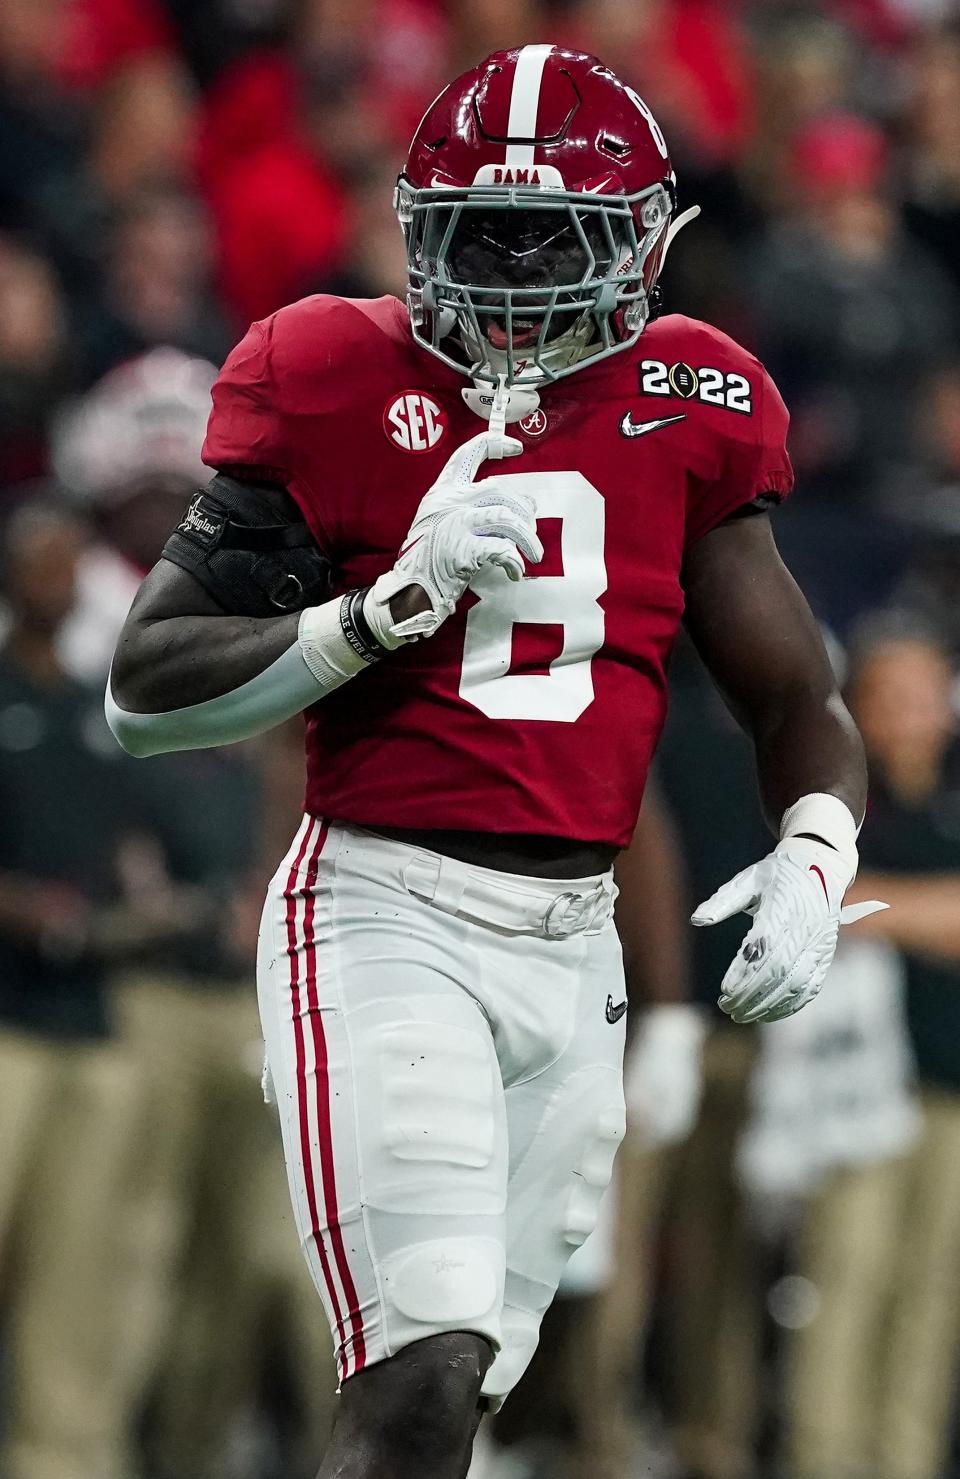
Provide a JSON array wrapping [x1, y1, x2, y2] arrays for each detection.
[[0, 0, 196, 360], [752, 110, 959, 505], [0, 236, 72, 490], [196, 50, 349, 325], [56, 0, 194, 200], [0, 0, 194, 201], [78, 187, 230, 380], [1, 0, 176, 89], [747, 15, 854, 205], [51, 346, 216, 680], [559, 0, 755, 169], [196, 0, 449, 325]]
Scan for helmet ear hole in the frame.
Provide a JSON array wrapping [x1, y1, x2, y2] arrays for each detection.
[[640, 190, 668, 230], [418, 282, 457, 339], [624, 298, 647, 332]]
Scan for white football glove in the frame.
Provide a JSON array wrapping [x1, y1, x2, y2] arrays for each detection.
[[624, 1004, 706, 1148], [692, 836, 887, 1025], [365, 430, 542, 643]]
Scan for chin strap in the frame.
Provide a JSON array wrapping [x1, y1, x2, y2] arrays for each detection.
[[461, 377, 541, 457], [487, 375, 511, 457], [661, 204, 701, 269]]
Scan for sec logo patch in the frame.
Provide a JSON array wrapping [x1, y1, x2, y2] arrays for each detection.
[[383, 391, 448, 453]]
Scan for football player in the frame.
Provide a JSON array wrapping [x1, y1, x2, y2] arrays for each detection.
[[107, 46, 884, 1479]]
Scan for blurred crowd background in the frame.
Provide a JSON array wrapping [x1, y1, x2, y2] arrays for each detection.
[[1, 1, 960, 1477]]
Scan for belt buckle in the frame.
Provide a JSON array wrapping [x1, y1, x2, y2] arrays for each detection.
[[543, 891, 587, 939]]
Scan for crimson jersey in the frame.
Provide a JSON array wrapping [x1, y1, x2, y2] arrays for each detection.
[[202, 295, 793, 847]]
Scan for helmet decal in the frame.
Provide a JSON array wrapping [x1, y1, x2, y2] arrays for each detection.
[[502, 43, 553, 172]]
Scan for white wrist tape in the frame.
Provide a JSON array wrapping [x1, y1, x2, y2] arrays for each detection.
[[780, 792, 860, 873], [297, 599, 375, 689]]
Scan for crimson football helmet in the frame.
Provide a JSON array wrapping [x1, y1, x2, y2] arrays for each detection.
[[396, 45, 685, 388]]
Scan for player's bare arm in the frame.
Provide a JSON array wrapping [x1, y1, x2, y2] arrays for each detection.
[[682, 512, 885, 1024], [682, 512, 866, 827], [111, 559, 426, 712]]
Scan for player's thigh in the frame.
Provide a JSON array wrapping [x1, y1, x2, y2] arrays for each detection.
[[483, 921, 627, 1406], [257, 818, 509, 1382]]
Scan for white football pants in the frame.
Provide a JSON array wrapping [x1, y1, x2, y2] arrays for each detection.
[[257, 817, 627, 1407]]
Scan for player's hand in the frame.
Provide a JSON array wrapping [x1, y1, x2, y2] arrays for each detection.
[[624, 1004, 705, 1148], [366, 430, 542, 642], [692, 837, 887, 1024]]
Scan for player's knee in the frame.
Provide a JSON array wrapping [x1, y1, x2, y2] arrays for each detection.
[[343, 1332, 493, 1466]]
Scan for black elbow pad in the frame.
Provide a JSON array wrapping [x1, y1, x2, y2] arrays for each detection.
[[162, 475, 334, 617]]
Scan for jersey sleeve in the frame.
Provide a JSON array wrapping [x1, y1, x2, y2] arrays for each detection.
[[684, 358, 794, 546], [202, 320, 290, 484], [203, 299, 368, 554]]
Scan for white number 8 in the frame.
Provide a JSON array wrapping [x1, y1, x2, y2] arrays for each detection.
[[459, 472, 606, 722]]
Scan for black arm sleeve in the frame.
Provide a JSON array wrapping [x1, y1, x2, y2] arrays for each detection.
[[161, 475, 334, 617]]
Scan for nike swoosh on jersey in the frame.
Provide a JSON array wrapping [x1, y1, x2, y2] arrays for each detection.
[[619, 412, 687, 439]]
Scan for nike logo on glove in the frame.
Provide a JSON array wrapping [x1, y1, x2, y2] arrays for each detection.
[[605, 995, 628, 1024], [619, 412, 687, 439]]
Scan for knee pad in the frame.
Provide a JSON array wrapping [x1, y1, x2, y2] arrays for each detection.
[[564, 1098, 626, 1248], [380, 1235, 505, 1355], [480, 1302, 541, 1412]]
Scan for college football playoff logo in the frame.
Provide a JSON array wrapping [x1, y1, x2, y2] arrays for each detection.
[[383, 391, 448, 452], [639, 358, 753, 415]]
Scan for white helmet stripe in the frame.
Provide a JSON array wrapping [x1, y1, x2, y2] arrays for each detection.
[[504, 43, 553, 170]]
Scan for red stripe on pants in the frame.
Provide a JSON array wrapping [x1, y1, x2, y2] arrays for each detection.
[[283, 819, 348, 1380], [302, 853, 368, 1376]]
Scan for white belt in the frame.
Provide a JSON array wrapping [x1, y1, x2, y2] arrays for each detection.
[[401, 851, 616, 939]]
